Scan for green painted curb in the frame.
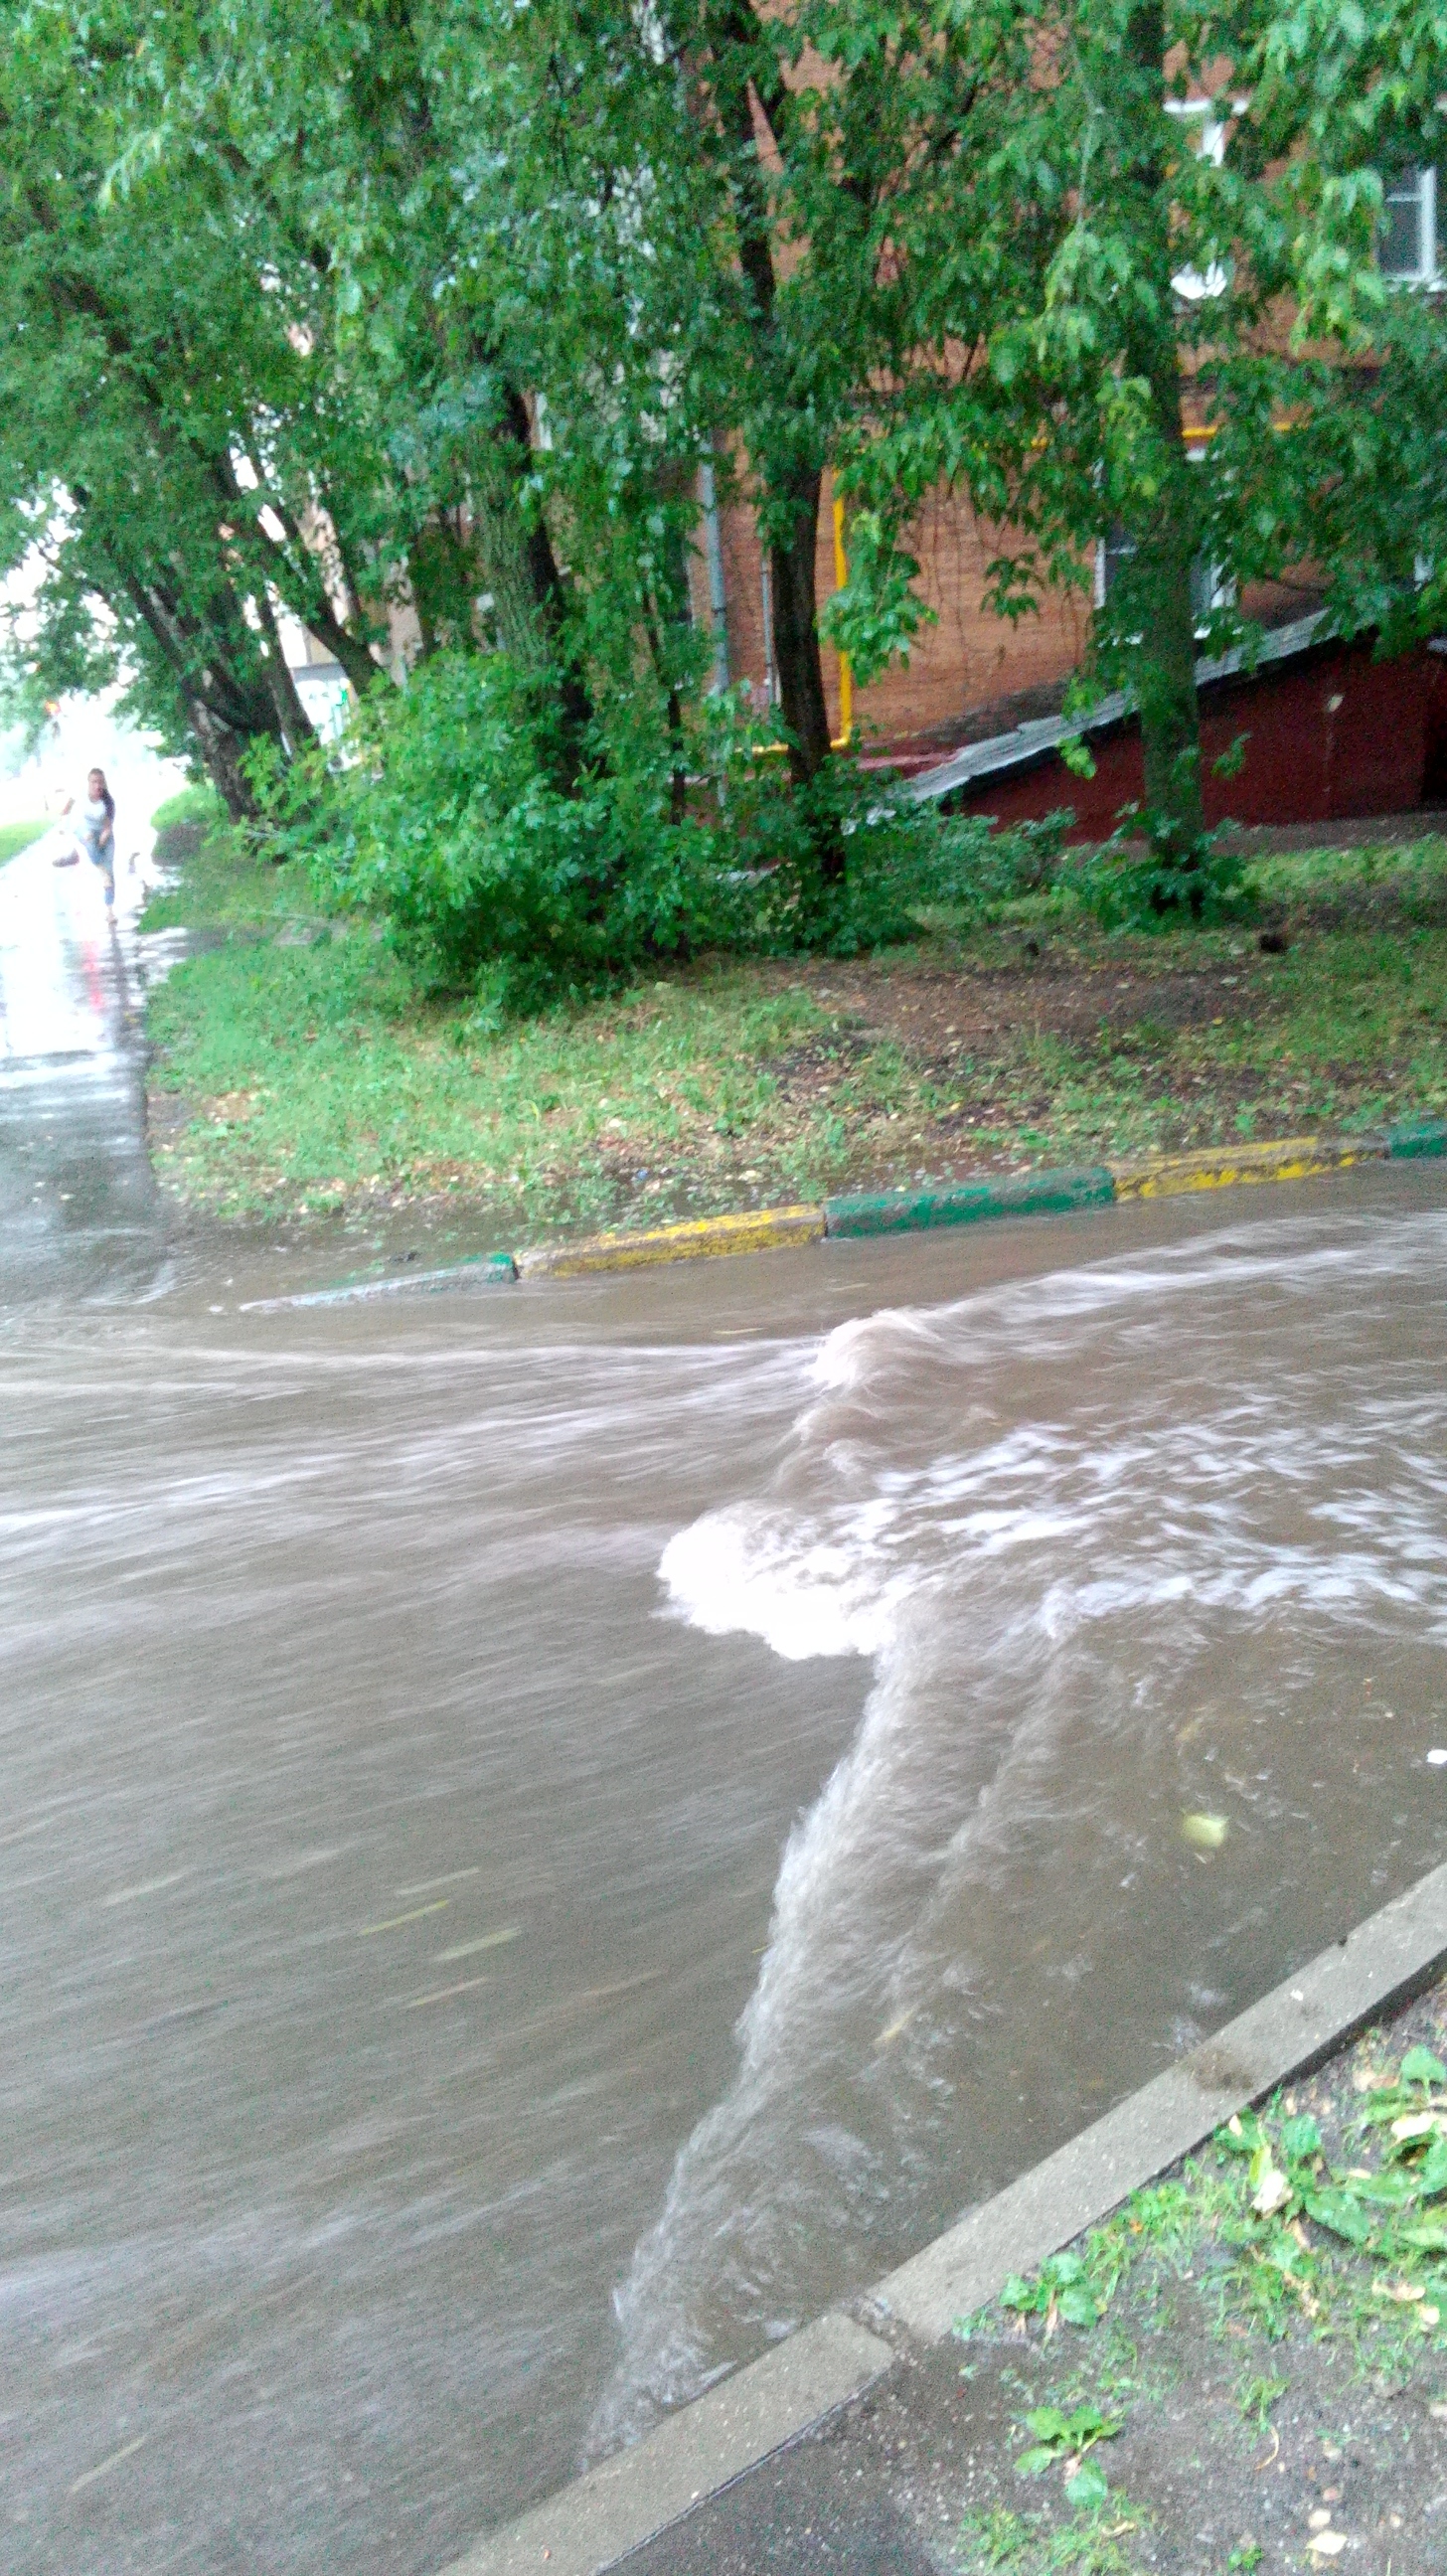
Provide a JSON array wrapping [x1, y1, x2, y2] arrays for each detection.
[[239, 1248, 516, 1310], [824, 1166, 1116, 1238], [1385, 1116, 1447, 1160]]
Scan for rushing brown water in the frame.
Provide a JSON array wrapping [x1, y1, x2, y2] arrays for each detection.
[[6, 850, 1447, 2572]]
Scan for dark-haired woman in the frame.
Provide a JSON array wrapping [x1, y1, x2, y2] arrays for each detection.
[[68, 768, 116, 922]]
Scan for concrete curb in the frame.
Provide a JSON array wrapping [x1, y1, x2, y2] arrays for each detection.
[[443, 1860, 1447, 2576], [238, 1251, 516, 1311], [518, 1206, 824, 1277], [824, 1166, 1114, 1237], [444, 2317, 893, 2576], [253, 1116, 1447, 1309], [1107, 1134, 1383, 1201], [872, 1855, 1447, 2339]]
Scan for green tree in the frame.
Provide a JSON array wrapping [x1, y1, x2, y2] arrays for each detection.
[[824, 0, 1447, 880], [632, 0, 997, 816]]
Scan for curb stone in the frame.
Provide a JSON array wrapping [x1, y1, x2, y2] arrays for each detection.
[[1106, 1133, 1382, 1200], [518, 1206, 824, 1277], [237, 1250, 516, 1311], [823, 1166, 1114, 1236], [442, 1859, 1447, 2576], [253, 1116, 1447, 1308], [501, 1115, 1444, 1276]]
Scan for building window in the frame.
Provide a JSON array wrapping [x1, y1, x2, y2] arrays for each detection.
[[1167, 97, 1232, 301], [1096, 525, 1231, 638], [1190, 556, 1230, 630], [1379, 167, 1438, 283]]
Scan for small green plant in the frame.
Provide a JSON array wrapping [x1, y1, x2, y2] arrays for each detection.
[[1234, 2369, 1288, 2430], [1015, 2400, 1121, 2507], [1063, 819, 1247, 932], [957, 2492, 1150, 2574], [999, 2251, 1108, 2332], [1225, 2543, 1262, 2572]]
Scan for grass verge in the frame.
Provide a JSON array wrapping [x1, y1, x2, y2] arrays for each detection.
[[0, 817, 49, 866], [139, 825, 1447, 1238], [945, 1991, 1447, 2573]]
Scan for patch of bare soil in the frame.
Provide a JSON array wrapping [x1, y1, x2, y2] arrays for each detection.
[[795, 952, 1261, 1064]]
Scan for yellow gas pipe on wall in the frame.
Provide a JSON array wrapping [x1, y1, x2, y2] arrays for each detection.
[[832, 496, 854, 748]]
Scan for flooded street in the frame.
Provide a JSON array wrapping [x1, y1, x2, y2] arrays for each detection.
[[5, 837, 1447, 2571]]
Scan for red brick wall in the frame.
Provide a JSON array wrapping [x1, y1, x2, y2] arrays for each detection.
[[693, 477, 1089, 749]]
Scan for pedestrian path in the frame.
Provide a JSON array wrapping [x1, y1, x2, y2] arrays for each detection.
[[0, 833, 169, 1304]]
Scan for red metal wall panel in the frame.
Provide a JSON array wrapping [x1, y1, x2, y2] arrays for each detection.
[[951, 639, 1431, 837]]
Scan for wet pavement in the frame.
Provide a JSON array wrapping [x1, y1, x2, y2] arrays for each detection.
[[0, 837, 170, 1305], [6, 830, 1447, 2574]]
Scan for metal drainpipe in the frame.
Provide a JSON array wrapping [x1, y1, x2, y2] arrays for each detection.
[[698, 459, 730, 695]]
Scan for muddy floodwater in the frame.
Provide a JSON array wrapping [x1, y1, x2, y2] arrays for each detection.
[[5, 841, 1447, 2572]]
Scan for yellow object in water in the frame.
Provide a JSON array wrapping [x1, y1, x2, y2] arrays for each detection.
[[1181, 1811, 1229, 1851]]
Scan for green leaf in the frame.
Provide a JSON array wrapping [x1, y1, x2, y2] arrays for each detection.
[[1400, 2220, 1447, 2251], [1063, 2460, 1109, 2511], [1000, 2273, 1043, 2314], [1303, 2186, 1372, 2246], [1056, 2285, 1100, 2327], [1045, 2251, 1088, 2286], [1015, 2445, 1060, 2479], [1217, 2115, 1261, 2158], [1024, 2408, 1072, 2442], [1416, 2139, 1447, 2199], [1280, 2114, 1322, 2163], [1401, 2046, 1447, 2089], [1069, 2405, 1120, 2444], [1347, 2168, 1418, 2207]]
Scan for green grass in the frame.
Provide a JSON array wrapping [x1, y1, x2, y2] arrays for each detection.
[[957, 2496, 1153, 2574], [146, 927, 912, 1224], [964, 2061, 1447, 2375], [140, 827, 1447, 1232], [138, 805, 308, 938], [0, 818, 49, 866], [952, 2039, 1447, 2573], [149, 782, 226, 836]]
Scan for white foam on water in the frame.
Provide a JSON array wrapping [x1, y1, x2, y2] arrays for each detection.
[[589, 1208, 1447, 2455]]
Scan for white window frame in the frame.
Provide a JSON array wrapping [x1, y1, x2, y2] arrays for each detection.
[[1167, 97, 1233, 301], [1094, 478, 1235, 640], [1379, 165, 1439, 285]]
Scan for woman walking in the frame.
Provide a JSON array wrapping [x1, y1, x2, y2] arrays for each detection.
[[63, 768, 117, 923]]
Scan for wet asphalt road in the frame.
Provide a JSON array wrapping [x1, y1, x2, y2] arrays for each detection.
[[0, 840, 168, 1305], [8, 822, 1447, 2576]]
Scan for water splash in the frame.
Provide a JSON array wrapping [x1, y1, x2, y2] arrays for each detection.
[[590, 1210, 1447, 2454]]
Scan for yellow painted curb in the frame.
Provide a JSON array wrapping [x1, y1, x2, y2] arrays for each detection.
[[1108, 1136, 1384, 1201], [518, 1205, 826, 1278]]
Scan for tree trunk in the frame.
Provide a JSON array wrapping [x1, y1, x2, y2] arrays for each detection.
[[702, 0, 834, 803], [770, 467, 834, 793], [1119, 0, 1206, 867], [468, 384, 592, 784], [1134, 490, 1206, 865], [189, 702, 261, 823]]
